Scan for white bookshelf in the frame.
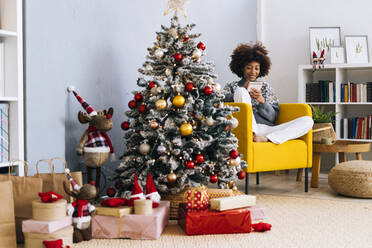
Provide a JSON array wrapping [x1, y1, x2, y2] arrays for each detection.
[[298, 63, 372, 143], [0, 0, 24, 175]]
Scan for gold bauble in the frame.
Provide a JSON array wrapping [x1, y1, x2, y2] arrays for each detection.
[[180, 122, 193, 136], [167, 172, 177, 183], [156, 35, 161, 40], [155, 99, 167, 110], [232, 186, 238, 191], [172, 95, 185, 108], [150, 120, 159, 129]]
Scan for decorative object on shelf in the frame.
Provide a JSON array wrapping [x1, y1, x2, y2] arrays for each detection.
[[68, 86, 115, 189], [309, 27, 341, 64], [63, 180, 97, 243], [312, 51, 318, 71], [330, 46, 345, 64], [345, 35, 369, 64], [310, 105, 337, 144], [318, 49, 325, 69]]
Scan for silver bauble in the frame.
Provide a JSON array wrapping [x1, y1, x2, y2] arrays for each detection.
[[230, 157, 241, 167], [139, 143, 150, 155], [192, 49, 202, 59], [231, 117, 239, 129], [154, 48, 164, 59], [157, 145, 167, 154], [205, 117, 215, 126]]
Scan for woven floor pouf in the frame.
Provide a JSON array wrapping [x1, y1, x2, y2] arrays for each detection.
[[328, 160, 372, 198]]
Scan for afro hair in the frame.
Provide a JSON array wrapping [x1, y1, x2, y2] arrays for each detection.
[[229, 42, 271, 79]]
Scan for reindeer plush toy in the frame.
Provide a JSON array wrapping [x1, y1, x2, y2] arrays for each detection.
[[68, 86, 115, 188], [64, 169, 98, 243]]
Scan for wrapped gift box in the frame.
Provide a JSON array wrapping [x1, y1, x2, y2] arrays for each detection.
[[22, 216, 72, 234], [24, 225, 73, 248], [178, 204, 251, 235], [32, 199, 67, 221], [248, 206, 265, 221], [92, 201, 169, 240], [210, 195, 256, 211], [95, 205, 133, 217], [207, 188, 234, 199]]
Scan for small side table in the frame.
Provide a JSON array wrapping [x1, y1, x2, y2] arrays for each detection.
[[311, 140, 371, 188]]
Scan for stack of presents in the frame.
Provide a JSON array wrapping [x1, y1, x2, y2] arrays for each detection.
[[0, 161, 270, 247]]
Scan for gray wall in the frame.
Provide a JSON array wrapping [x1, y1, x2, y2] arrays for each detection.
[[24, 0, 257, 179]]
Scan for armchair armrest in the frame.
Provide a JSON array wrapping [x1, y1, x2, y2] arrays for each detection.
[[277, 103, 312, 167], [225, 102, 253, 168]]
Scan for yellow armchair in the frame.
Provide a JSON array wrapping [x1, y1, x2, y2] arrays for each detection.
[[226, 103, 313, 194]]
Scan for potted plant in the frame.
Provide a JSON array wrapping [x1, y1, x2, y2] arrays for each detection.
[[310, 105, 338, 144]]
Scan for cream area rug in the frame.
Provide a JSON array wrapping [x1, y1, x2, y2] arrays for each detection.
[[71, 194, 372, 248]]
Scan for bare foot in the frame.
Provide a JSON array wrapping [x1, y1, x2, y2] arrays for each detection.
[[253, 133, 268, 142]]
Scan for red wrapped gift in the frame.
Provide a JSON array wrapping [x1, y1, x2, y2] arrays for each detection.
[[178, 204, 251, 235], [185, 186, 208, 210]]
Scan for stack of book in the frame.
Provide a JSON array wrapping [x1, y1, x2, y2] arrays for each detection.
[[306, 80, 335, 102], [0, 103, 8, 163], [340, 82, 372, 102], [340, 116, 372, 140]]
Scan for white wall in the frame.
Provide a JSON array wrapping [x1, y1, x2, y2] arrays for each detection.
[[24, 0, 257, 177], [260, 0, 372, 102]]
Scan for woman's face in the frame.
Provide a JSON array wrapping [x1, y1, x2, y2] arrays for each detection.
[[243, 61, 260, 82]]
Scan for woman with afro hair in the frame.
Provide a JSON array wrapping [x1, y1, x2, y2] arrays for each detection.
[[224, 42, 313, 144]]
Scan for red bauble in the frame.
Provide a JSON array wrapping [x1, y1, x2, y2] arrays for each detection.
[[225, 125, 230, 132], [135, 93, 143, 102], [135, 130, 141, 134], [185, 82, 195, 92], [173, 53, 183, 62], [148, 81, 157, 89], [114, 181, 120, 189], [229, 150, 239, 159], [210, 174, 218, 183], [121, 121, 130, 130], [185, 161, 195, 169], [204, 86, 213, 95], [183, 37, 190, 42], [197, 41, 206, 51], [138, 104, 146, 113], [195, 154, 205, 163], [128, 100, 137, 109], [107, 187, 116, 197], [237, 170, 246, 180]]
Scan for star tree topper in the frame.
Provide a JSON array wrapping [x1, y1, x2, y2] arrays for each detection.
[[164, 0, 190, 18]]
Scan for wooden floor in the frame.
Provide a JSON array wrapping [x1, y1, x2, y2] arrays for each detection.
[[235, 170, 371, 203]]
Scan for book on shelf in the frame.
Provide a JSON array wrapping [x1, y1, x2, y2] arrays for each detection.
[[340, 82, 372, 102], [0, 103, 9, 163], [306, 80, 334, 103], [0, 41, 4, 97], [341, 116, 372, 140]]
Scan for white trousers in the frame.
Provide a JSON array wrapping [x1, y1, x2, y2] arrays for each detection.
[[234, 87, 313, 144]]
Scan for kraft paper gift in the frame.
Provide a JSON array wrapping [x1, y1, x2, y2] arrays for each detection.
[[32, 157, 83, 203], [0, 180, 17, 248], [0, 160, 43, 243]]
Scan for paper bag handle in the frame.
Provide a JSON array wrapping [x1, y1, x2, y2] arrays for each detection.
[[8, 159, 30, 177], [35, 159, 54, 175], [49, 157, 67, 173]]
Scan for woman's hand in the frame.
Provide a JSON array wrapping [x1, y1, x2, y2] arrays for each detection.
[[249, 88, 265, 103]]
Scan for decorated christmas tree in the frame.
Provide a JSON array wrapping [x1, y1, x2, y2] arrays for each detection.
[[114, 3, 246, 196]]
